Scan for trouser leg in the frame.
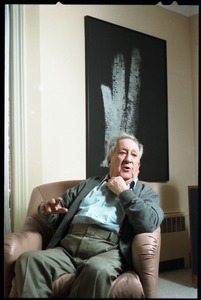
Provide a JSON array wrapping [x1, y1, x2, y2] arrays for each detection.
[[15, 225, 124, 298], [69, 248, 123, 298], [14, 247, 76, 298]]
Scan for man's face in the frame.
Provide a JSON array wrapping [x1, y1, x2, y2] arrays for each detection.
[[108, 138, 141, 183]]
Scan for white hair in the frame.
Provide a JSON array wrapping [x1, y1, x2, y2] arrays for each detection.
[[107, 132, 143, 160]]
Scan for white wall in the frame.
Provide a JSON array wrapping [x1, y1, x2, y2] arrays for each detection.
[[24, 5, 198, 195], [20, 4, 198, 265]]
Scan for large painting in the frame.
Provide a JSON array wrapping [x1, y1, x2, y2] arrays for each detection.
[[85, 16, 169, 182]]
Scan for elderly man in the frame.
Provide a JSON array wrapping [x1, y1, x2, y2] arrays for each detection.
[[14, 132, 164, 298]]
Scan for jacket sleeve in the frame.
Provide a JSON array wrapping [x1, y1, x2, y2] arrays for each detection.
[[37, 179, 87, 230], [119, 183, 164, 233], [37, 177, 101, 230]]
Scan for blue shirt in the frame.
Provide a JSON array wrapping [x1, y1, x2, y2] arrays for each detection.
[[72, 175, 137, 233]]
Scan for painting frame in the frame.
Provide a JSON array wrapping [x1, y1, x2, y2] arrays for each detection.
[[85, 15, 169, 182]]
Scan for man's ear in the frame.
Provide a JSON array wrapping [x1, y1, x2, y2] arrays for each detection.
[[107, 156, 111, 166]]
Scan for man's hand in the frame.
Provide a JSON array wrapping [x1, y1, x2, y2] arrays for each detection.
[[39, 197, 68, 216], [106, 176, 128, 196]]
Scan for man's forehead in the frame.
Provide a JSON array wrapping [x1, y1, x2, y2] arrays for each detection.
[[117, 138, 139, 150]]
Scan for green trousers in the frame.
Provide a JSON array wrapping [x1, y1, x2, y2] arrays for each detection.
[[14, 224, 123, 298]]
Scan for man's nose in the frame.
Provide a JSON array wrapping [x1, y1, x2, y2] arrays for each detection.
[[125, 153, 132, 162]]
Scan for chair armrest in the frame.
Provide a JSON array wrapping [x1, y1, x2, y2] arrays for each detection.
[[132, 227, 161, 298], [4, 230, 43, 297], [4, 230, 43, 259], [109, 270, 145, 298]]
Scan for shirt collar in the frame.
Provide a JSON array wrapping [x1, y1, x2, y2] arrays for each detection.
[[99, 174, 138, 190], [97, 174, 109, 189], [129, 178, 138, 190]]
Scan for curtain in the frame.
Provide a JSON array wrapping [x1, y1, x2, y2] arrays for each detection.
[[5, 4, 28, 233], [4, 4, 11, 235]]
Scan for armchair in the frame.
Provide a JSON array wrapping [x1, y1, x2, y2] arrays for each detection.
[[4, 180, 161, 298]]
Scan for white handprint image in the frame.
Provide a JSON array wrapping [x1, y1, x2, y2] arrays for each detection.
[[100, 48, 141, 167]]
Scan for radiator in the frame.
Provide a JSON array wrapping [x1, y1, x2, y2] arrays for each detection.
[[160, 212, 190, 268]]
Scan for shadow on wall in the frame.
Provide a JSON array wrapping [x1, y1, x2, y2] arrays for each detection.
[[159, 184, 180, 212]]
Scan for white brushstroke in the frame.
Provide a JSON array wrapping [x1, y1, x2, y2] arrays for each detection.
[[100, 48, 141, 167], [126, 48, 141, 131]]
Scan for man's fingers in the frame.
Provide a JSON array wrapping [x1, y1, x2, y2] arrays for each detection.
[[57, 207, 68, 214], [41, 197, 67, 215], [55, 197, 63, 203], [47, 197, 62, 206]]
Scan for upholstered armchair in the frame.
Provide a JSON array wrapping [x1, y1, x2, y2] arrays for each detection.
[[4, 180, 161, 298]]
